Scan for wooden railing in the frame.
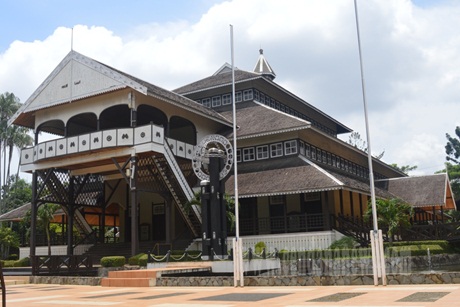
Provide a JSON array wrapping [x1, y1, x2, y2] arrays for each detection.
[[31, 255, 94, 276]]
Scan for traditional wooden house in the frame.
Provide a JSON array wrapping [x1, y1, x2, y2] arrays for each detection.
[[9, 49, 456, 260]]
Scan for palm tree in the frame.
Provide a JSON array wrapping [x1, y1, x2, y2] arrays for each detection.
[[0, 92, 21, 194], [37, 203, 60, 256], [364, 198, 414, 245]]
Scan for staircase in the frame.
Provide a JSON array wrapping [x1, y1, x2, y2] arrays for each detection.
[[331, 214, 372, 246], [152, 142, 201, 237]]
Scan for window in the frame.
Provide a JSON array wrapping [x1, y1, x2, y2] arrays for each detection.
[[243, 89, 253, 101], [327, 153, 331, 165], [270, 195, 284, 205], [332, 154, 337, 167], [316, 148, 321, 161], [270, 143, 283, 158], [275, 101, 280, 110], [322, 151, 327, 163], [256, 145, 269, 160], [236, 149, 241, 162], [284, 140, 297, 155], [222, 94, 231, 105], [243, 147, 255, 161], [311, 146, 316, 160], [260, 93, 266, 104], [305, 144, 311, 158], [254, 90, 260, 101], [235, 91, 242, 103], [212, 96, 221, 107], [299, 141, 305, 156], [280, 104, 285, 112], [202, 98, 211, 108], [270, 98, 276, 108]]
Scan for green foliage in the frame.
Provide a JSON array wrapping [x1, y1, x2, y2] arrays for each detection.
[[100, 256, 126, 267], [0, 176, 32, 214], [329, 236, 358, 249], [7, 254, 18, 260], [37, 203, 60, 256], [390, 163, 418, 175], [444, 209, 460, 222], [0, 226, 19, 259], [446, 126, 460, 164], [128, 253, 145, 265], [138, 255, 148, 267], [254, 241, 266, 254], [363, 198, 414, 244], [2, 257, 30, 267], [278, 248, 372, 261], [437, 162, 460, 200], [184, 191, 237, 231]]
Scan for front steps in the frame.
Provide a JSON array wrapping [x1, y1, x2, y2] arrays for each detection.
[[101, 266, 211, 287]]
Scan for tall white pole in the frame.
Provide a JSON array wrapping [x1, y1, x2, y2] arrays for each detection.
[[230, 24, 243, 287], [353, 0, 386, 285]]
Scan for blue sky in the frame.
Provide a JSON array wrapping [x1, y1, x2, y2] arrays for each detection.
[[1, 0, 460, 177], [0, 0, 223, 52]]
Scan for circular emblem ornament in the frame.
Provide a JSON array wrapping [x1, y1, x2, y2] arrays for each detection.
[[192, 134, 234, 181]]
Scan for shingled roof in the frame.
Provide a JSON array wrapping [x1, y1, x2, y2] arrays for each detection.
[[174, 69, 261, 95], [378, 173, 454, 208], [219, 102, 310, 139], [225, 156, 393, 199]]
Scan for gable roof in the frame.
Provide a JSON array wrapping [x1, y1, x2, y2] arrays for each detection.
[[10, 51, 232, 130], [219, 102, 311, 139], [377, 173, 456, 208]]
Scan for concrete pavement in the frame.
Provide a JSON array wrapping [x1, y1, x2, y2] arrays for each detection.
[[5, 283, 460, 306]]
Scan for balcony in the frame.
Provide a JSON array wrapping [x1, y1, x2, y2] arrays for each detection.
[[20, 124, 196, 166]]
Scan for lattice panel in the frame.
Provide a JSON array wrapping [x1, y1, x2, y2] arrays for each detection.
[[136, 156, 169, 193], [36, 168, 70, 204], [73, 174, 104, 207]]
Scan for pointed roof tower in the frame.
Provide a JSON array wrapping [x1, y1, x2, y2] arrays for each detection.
[[253, 49, 276, 81]]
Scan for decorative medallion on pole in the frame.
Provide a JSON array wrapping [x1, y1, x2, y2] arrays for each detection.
[[192, 134, 234, 260]]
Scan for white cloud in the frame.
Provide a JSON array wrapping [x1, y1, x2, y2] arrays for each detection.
[[1, 0, 460, 177]]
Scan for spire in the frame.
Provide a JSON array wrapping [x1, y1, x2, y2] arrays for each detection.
[[253, 49, 276, 81]]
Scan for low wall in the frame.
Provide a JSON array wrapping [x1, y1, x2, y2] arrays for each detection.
[[20, 245, 92, 259]]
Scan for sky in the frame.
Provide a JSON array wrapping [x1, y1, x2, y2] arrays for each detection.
[[1, 0, 459, 179]]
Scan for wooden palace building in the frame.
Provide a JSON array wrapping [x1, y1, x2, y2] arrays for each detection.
[[8, 49, 457, 260]]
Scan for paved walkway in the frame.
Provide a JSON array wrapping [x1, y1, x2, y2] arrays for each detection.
[[5, 283, 460, 306]]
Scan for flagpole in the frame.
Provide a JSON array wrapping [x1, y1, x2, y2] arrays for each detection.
[[353, 0, 386, 286], [230, 24, 243, 287]]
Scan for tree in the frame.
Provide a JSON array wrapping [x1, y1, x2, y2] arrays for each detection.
[[390, 163, 418, 175], [0, 226, 19, 259], [185, 191, 236, 231], [444, 126, 460, 200], [436, 162, 460, 200], [446, 126, 460, 164], [0, 93, 21, 189], [0, 176, 32, 214], [37, 203, 60, 256], [363, 198, 414, 245], [347, 131, 385, 159]]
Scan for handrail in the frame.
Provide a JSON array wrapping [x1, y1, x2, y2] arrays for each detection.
[[163, 140, 194, 201]]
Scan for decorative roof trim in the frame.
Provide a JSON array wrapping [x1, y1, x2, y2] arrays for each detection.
[[238, 186, 342, 199], [9, 50, 148, 126]]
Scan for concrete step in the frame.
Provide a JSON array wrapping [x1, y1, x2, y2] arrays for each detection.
[[101, 266, 211, 287]]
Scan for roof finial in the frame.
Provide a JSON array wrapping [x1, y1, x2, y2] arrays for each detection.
[[253, 48, 276, 81]]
